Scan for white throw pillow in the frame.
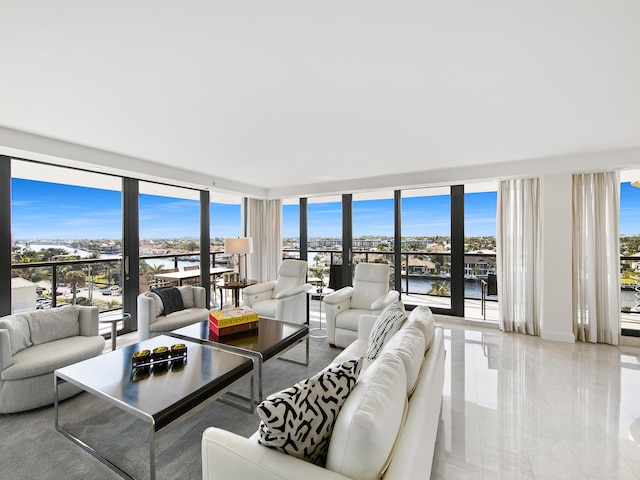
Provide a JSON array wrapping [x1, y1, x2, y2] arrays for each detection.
[[177, 286, 195, 309], [366, 301, 406, 361], [407, 305, 435, 350], [257, 357, 363, 466], [0, 315, 33, 355], [143, 291, 164, 317]]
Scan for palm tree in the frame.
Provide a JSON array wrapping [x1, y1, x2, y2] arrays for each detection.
[[64, 269, 87, 305]]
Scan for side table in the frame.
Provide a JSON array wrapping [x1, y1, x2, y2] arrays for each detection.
[[306, 287, 334, 339], [99, 312, 131, 351]]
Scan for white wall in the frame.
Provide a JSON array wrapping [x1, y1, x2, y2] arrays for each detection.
[[539, 174, 575, 342]]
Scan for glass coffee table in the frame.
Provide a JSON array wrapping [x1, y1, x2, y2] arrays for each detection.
[[170, 318, 309, 403], [54, 335, 253, 480]]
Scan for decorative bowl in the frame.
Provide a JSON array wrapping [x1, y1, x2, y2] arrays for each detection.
[[152, 346, 170, 362]]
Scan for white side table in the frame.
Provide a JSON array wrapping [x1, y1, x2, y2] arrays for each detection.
[[306, 287, 334, 339], [99, 312, 131, 351]]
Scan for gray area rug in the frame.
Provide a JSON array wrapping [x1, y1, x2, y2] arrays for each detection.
[[0, 338, 340, 480]]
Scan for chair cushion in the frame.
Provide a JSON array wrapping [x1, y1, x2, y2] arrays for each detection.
[[149, 308, 209, 332], [366, 301, 406, 362], [272, 260, 307, 297], [335, 308, 370, 333], [0, 315, 33, 356], [326, 352, 407, 480], [177, 285, 196, 309], [380, 323, 425, 395], [24, 307, 80, 345], [251, 299, 278, 319], [257, 357, 363, 466]]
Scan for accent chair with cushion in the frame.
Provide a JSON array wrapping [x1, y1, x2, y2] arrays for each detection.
[[137, 285, 209, 341], [0, 305, 105, 414], [323, 263, 399, 348], [242, 259, 311, 325]]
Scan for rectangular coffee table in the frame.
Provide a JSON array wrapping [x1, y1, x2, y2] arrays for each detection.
[[54, 335, 253, 480], [170, 318, 309, 403]]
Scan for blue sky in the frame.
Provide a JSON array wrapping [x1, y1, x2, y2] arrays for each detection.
[[11, 178, 640, 239]]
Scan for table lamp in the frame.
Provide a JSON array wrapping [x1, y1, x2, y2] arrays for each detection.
[[224, 237, 253, 282]]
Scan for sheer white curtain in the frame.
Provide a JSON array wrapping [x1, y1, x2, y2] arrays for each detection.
[[246, 198, 283, 282], [497, 178, 541, 335], [572, 172, 620, 345]]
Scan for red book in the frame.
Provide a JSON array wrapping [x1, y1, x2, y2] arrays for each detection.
[[209, 320, 259, 337]]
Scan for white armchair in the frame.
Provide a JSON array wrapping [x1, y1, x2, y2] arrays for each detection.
[[243, 259, 311, 325], [324, 263, 399, 348]]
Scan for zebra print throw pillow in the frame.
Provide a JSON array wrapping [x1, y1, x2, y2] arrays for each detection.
[[257, 357, 363, 466], [366, 301, 407, 362]]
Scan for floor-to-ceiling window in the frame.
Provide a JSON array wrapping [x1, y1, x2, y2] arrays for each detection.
[[619, 170, 640, 336], [464, 182, 498, 323], [138, 182, 201, 289], [352, 190, 395, 287], [283, 199, 300, 260], [10, 159, 125, 336], [400, 186, 453, 311], [308, 196, 343, 288]]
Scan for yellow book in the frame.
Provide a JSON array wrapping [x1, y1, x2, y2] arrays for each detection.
[[209, 307, 259, 328]]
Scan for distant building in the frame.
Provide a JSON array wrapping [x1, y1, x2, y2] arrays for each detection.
[[11, 277, 37, 313]]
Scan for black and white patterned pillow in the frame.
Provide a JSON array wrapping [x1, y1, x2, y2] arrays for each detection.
[[366, 301, 407, 361], [257, 357, 363, 466]]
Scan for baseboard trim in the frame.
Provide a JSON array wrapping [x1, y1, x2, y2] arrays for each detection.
[[540, 331, 575, 343]]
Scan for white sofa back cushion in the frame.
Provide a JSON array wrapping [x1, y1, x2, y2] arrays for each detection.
[[380, 323, 426, 395], [25, 307, 80, 345], [326, 352, 407, 480], [0, 315, 32, 355], [407, 305, 435, 349]]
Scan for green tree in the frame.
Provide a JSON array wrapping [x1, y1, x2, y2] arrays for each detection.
[[64, 269, 87, 305]]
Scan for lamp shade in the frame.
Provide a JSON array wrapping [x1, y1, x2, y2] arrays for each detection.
[[224, 237, 253, 255]]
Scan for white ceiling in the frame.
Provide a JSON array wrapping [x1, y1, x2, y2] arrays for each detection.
[[1, 1, 639, 198]]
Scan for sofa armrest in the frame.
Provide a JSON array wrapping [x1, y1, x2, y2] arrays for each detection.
[[78, 306, 99, 337], [244, 281, 277, 296], [274, 284, 311, 300], [137, 295, 156, 341], [323, 286, 353, 305], [202, 428, 351, 480], [370, 290, 399, 312], [193, 286, 207, 309], [0, 329, 11, 371], [358, 314, 379, 340]]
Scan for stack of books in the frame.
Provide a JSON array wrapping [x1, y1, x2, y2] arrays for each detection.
[[209, 307, 259, 337]]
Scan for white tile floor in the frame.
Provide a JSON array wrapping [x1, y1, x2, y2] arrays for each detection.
[[432, 319, 640, 480]]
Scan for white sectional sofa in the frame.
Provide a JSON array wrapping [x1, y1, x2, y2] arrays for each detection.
[[201, 305, 445, 480], [137, 285, 209, 341], [0, 305, 105, 414]]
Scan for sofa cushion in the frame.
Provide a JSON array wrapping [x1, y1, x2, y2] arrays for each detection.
[[25, 307, 80, 345], [1, 335, 106, 381], [149, 308, 208, 332], [0, 315, 33, 356], [380, 323, 426, 395], [407, 305, 435, 350], [177, 285, 196, 309], [326, 352, 407, 480], [366, 301, 406, 362], [257, 357, 363, 466], [142, 291, 164, 317]]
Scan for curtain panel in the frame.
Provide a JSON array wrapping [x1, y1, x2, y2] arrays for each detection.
[[572, 172, 620, 345], [497, 178, 541, 335], [247, 198, 283, 282]]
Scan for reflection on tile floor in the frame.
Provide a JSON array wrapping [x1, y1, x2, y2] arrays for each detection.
[[432, 320, 640, 480]]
